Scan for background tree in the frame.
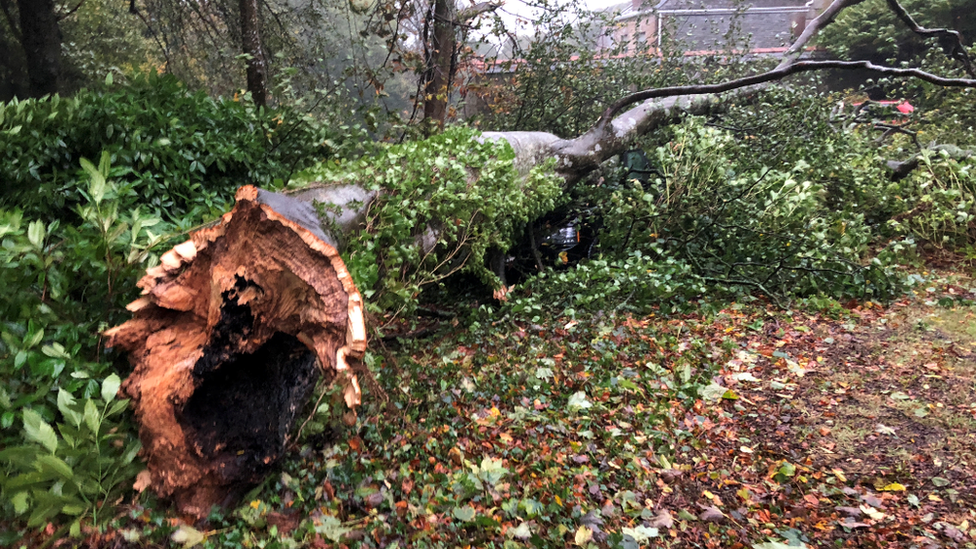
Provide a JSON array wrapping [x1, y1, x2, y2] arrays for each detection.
[[239, 0, 268, 105], [0, 0, 158, 100], [419, 0, 500, 130]]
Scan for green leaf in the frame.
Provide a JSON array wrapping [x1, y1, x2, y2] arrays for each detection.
[[475, 456, 508, 486], [313, 515, 351, 542], [101, 374, 121, 403], [453, 505, 476, 522], [98, 150, 112, 177], [24, 327, 44, 348], [58, 389, 83, 427], [700, 382, 728, 401], [23, 409, 58, 453], [61, 503, 87, 516], [42, 343, 70, 359], [521, 498, 544, 517], [171, 524, 205, 548], [567, 391, 592, 411], [107, 398, 129, 417], [508, 522, 532, 539], [753, 541, 806, 549], [622, 525, 659, 542], [778, 462, 797, 478], [11, 491, 29, 514], [27, 220, 45, 249], [84, 398, 100, 434], [80, 157, 106, 204], [122, 440, 142, 464], [27, 495, 61, 527], [35, 454, 74, 480]]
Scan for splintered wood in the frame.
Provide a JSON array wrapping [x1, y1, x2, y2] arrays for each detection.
[[105, 185, 366, 516]]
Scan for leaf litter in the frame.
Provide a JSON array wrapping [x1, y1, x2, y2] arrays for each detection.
[[82, 272, 976, 548]]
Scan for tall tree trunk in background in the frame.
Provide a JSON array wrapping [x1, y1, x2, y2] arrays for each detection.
[[422, 1, 501, 132], [423, 0, 454, 132], [240, 0, 267, 107], [17, 0, 61, 97]]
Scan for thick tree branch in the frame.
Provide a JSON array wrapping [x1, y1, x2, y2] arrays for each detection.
[[457, 1, 502, 22], [516, 0, 976, 184], [778, 0, 867, 68], [602, 60, 976, 129], [884, 0, 976, 78]]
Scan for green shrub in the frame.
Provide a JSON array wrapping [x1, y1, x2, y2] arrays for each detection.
[[593, 118, 905, 305], [0, 72, 359, 222], [0, 375, 141, 535], [505, 252, 708, 321], [890, 150, 976, 249], [1, 154, 168, 532]]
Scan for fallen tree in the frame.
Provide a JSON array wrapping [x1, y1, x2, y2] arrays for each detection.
[[106, 0, 976, 516]]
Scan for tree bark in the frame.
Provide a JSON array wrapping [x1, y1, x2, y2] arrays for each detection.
[[423, 0, 456, 131], [105, 186, 366, 516], [240, 0, 268, 106], [423, 0, 501, 131], [17, 0, 61, 97]]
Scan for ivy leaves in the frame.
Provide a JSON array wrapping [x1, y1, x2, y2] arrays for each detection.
[[303, 126, 563, 312]]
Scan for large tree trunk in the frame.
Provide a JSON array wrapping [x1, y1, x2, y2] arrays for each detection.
[[240, 0, 268, 107], [105, 186, 366, 516], [17, 0, 61, 97]]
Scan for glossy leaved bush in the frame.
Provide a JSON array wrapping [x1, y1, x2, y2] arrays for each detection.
[[0, 154, 163, 534], [0, 72, 358, 223]]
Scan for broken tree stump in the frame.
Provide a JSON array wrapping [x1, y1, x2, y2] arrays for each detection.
[[105, 185, 367, 517]]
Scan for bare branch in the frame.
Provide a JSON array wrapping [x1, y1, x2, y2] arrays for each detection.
[[129, 0, 172, 70], [603, 60, 976, 128], [457, 1, 502, 22], [0, 0, 20, 40], [884, 0, 976, 78], [57, 0, 87, 21], [778, 0, 868, 69]]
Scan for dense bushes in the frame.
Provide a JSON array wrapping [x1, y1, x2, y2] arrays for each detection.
[[0, 156, 165, 531], [0, 72, 357, 222], [504, 93, 975, 319]]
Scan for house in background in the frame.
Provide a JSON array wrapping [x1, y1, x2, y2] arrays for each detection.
[[603, 0, 828, 56]]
